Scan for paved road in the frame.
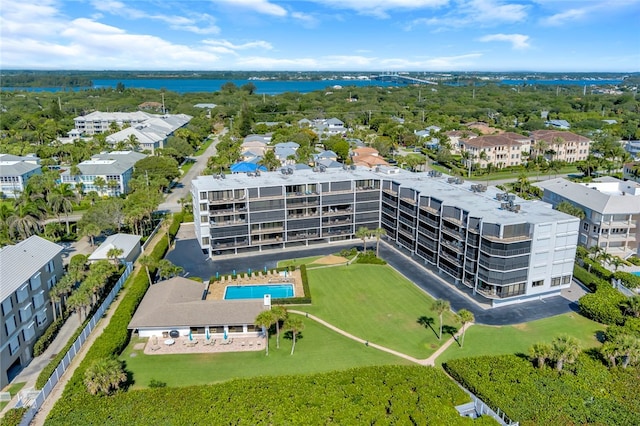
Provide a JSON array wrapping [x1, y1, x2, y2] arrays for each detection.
[[158, 130, 226, 213], [167, 224, 578, 326]]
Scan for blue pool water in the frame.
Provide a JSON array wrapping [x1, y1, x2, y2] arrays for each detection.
[[224, 284, 294, 300], [632, 272, 640, 277]]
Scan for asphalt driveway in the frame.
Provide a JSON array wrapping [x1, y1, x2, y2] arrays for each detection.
[[166, 224, 579, 326]]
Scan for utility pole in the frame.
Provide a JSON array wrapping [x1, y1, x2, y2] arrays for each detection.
[[161, 93, 165, 113]]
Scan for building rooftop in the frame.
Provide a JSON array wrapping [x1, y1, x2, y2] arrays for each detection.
[[0, 160, 41, 177], [0, 236, 63, 302], [193, 167, 576, 226], [62, 151, 146, 176], [88, 233, 141, 262], [128, 277, 269, 329], [536, 177, 640, 214]]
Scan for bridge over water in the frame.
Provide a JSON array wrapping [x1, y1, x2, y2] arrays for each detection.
[[374, 74, 438, 85]]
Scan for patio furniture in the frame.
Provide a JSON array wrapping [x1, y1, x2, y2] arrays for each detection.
[[164, 339, 175, 346]]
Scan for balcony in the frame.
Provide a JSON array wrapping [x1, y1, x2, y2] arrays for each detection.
[[440, 226, 465, 240], [250, 226, 284, 235], [441, 238, 464, 254], [210, 219, 247, 226], [439, 262, 463, 279], [439, 249, 463, 266]]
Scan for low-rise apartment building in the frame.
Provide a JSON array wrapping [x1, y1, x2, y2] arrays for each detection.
[[1, 236, 64, 388], [529, 130, 590, 163], [0, 154, 42, 198], [537, 177, 640, 258], [192, 167, 579, 307], [59, 151, 146, 196], [459, 133, 531, 168]]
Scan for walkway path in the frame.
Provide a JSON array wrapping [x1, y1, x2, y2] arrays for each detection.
[[288, 310, 470, 367]]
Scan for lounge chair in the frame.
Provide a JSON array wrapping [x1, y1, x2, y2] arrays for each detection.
[[241, 341, 246, 347], [248, 341, 253, 347]]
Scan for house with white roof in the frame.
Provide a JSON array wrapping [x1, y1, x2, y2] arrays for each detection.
[[0, 236, 64, 387], [536, 177, 640, 258], [105, 113, 192, 154], [88, 233, 142, 264], [59, 151, 146, 197], [74, 111, 154, 135], [0, 154, 42, 198]]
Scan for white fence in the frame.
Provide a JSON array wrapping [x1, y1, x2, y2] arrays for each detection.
[[17, 262, 134, 426]]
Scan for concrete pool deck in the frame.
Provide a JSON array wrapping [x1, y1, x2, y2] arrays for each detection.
[[206, 269, 304, 300]]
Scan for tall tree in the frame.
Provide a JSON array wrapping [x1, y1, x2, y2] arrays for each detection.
[[372, 227, 387, 257], [284, 316, 305, 355], [432, 299, 450, 340], [107, 246, 124, 266], [455, 309, 474, 348], [255, 310, 276, 356], [48, 183, 77, 234], [93, 176, 107, 195], [356, 226, 370, 252], [271, 306, 288, 350], [138, 255, 157, 284]]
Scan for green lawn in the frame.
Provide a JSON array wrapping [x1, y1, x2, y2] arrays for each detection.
[[304, 264, 456, 359], [194, 138, 214, 156], [436, 312, 605, 366], [121, 314, 410, 389]]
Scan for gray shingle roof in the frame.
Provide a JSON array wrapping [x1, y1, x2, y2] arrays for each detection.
[[0, 160, 41, 177], [0, 236, 63, 302], [128, 277, 269, 329]]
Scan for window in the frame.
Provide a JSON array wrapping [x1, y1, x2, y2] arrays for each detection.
[[532, 280, 544, 287], [36, 310, 48, 327], [23, 322, 35, 342], [202, 237, 210, 246], [9, 336, 19, 356], [551, 277, 562, 286], [16, 284, 29, 303], [33, 291, 45, 309], [30, 272, 42, 291], [200, 191, 207, 200], [562, 275, 571, 284], [5, 315, 17, 335], [1, 297, 12, 316], [19, 303, 33, 323]]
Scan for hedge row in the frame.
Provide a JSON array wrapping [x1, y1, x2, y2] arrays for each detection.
[[444, 355, 640, 426], [573, 264, 607, 292], [614, 271, 640, 289], [32, 316, 66, 357], [44, 365, 492, 425], [275, 264, 311, 305], [44, 214, 183, 421], [579, 283, 627, 325]]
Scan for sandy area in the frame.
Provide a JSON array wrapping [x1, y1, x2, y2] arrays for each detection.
[[143, 335, 266, 355], [310, 255, 348, 265]]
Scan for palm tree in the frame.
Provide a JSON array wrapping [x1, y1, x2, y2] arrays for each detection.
[[255, 310, 276, 356], [551, 335, 581, 371], [529, 342, 552, 368], [609, 256, 625, 273], [600, 341, 620, 367], [622, 296, 640, 318], [66, 286, 92, 321], [48, 183, 77, 235], [138, 255, 157, 284], [84, 358, 127, 396], [81, 222, 101, 246], [432, 299, 450, 340], [356, 226, 370, 252], [157, 259, 183, 280], [258, 149, 281, 171], [271, 305, 288, 349], [614, 334, 640, 368], [455, 309, 474, 348], [106, 246, 124, 266], [7, 202, 43, 240], [372, 227, 387, 257], [284, 315, 305, 355], [93, 176, 107, 196]]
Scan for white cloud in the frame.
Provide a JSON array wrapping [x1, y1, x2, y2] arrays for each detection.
[[479, 33, 530, 49], [89, 0, 220, 34], [216, 0, 288, 17], [413, 0, 528, 28], [313, 0, 448, 18], [540, 8, 586, 26], [202, 39, 273, 55]]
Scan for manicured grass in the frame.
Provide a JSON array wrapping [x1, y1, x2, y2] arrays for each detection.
[[436, 312, 605, 366], [304, 264, 456, 359], [121, 314, 410, 389], [0, 381, 26, 410], [180, 160, 195, 174]]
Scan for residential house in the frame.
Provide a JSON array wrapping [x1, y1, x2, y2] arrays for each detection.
[[623, 162, 640, 182], [59, 151, 146, 197], [1, 236, 64, 388], [545, 119, 571, 130], [274, 142, 300, 165], [0, 154, 41, 198], [536, 177, 640, 258], [624, 141, 640, 159], [192, 166, 578, 307], [351, 147, 389, 168], [312, 118, 347, 138], [88, 233, 142, 265]]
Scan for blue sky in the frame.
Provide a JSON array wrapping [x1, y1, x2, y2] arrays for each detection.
[[2, 0, 639, 72]]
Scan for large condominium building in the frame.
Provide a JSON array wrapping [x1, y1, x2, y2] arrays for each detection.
[[529, 130, 591, 163], [0, 154, 41, 198], [537, 177, 640, 258], [0, 236, 64, 388], [73, 111, 155, 135], [192, 167, 579, 307], [459, 132, 532, 169]]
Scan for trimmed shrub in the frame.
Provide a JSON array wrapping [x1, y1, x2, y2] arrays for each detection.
[[33, 316, 66, 357], [275, 264, 311, 305], [578, 285, 626, 325], [1, 407, 28, 426], [614, 271, 640, 289], [355, 250, 387, 265]]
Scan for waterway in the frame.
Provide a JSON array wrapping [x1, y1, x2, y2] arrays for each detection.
[[3, 78, 624, 95]]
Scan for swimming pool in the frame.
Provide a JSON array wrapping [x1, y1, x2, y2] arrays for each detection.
[[224, 284, 295, 300], [632, 271, 640, 277]]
